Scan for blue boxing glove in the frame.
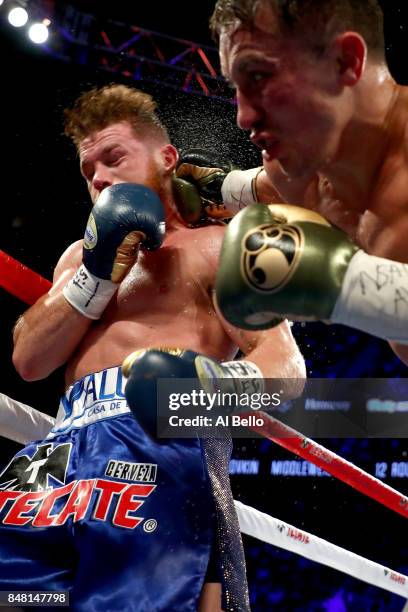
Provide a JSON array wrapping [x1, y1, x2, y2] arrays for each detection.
[[63, 183, 165, 319], [122, 348, 264, 436]]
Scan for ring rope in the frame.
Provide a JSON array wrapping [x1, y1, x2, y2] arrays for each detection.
[[0, 249, 52, 305], [234, 500, 408, 598], [248, 414, 408, 519], [0, 393, 56, 445]]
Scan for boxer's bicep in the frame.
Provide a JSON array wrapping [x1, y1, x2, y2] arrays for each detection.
[[13, 240, 91, 381], [13, 241, 83, 342]]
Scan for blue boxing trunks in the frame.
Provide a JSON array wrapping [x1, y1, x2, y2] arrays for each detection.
[[0, 366, 218, 611]]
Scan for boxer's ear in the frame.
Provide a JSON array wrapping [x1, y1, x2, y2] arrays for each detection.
[[331, 32, 366, 87], [160, 144, 179, 173]]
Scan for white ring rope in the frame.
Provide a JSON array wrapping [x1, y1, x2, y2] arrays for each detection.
[[0, 393, 55, 445], [235, 500, 408, 599], [1, 394, 407, 599]]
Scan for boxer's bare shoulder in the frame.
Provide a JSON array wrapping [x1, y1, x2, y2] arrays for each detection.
[[313, 161, 408, 261], [360, 171, 408, 261], [357, 91, 408, 261]]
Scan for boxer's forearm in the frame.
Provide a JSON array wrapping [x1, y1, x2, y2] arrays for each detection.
[[240, 321, 307, 401], [255, 167, 284, 202], [216, 293, 307, 401], [256, 164, 313, 205], [13, 292, 92, 381]]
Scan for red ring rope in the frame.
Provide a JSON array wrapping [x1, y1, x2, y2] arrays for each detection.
[[0, 250, 51, 305], [248, 414, 408, 519], [1, 248, 407, 518]]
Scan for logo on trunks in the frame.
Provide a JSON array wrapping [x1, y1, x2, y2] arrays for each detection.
[[0, 478, 156, 530], [0, 443, 72, 492], [241, 223, 303, 293], [105, 460, 157, 483]]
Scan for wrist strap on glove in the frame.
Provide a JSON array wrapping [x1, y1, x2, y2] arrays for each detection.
[[221, 167, 263, 213], [195, 356, 265, 397], [220, 360, 265, 394], [63, 263, 117, 320], [331, 251, 408, 343]]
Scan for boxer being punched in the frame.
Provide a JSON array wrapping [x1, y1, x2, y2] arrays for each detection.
[[3, 85, 305, 611], [179, 0, 408, 363]]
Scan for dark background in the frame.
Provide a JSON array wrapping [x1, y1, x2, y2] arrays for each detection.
[[1, 1, 407, 610]]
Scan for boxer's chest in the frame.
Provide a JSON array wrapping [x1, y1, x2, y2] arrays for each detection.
[[115, 238, 214, 314]]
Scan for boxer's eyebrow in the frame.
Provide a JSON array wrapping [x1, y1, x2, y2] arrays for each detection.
[[100, 143, 123, 158], [235, 55, 280, 77], [80, 144, 124, 176]]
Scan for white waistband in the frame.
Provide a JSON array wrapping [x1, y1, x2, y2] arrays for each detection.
[[47, 366, 130, 439]]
